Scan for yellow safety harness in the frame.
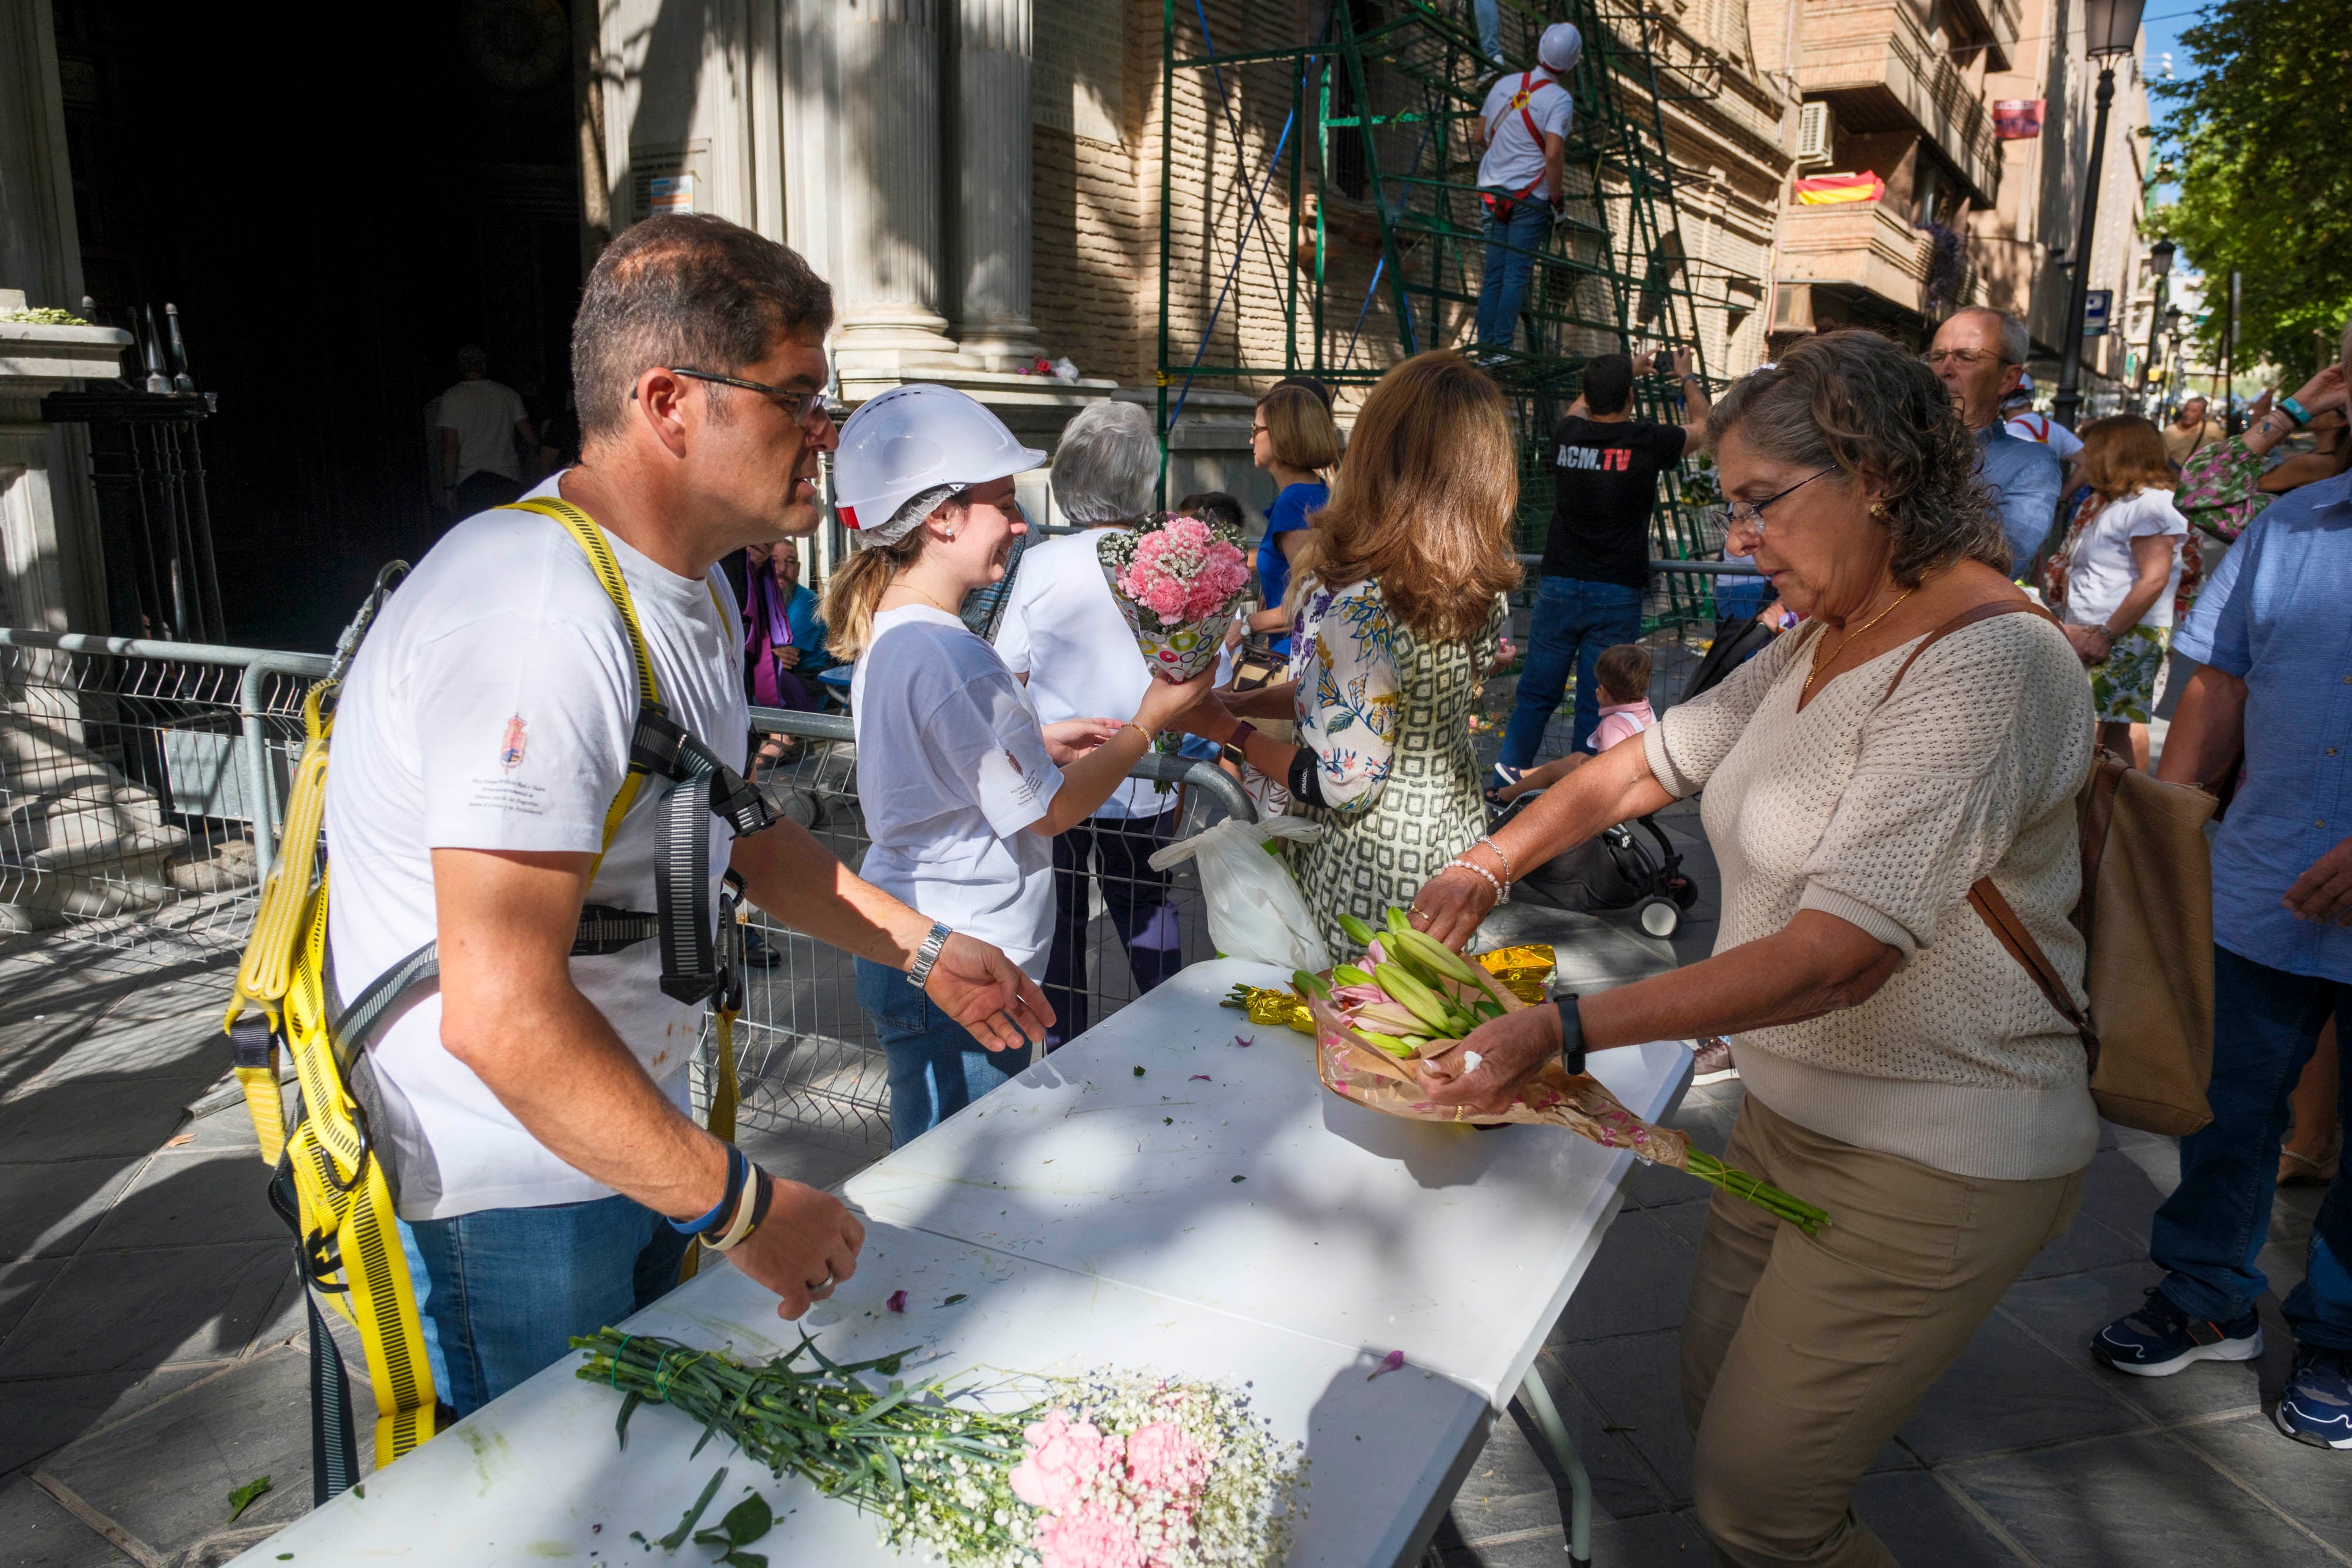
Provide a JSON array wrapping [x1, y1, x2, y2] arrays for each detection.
[[226, 499, 764, 1503]]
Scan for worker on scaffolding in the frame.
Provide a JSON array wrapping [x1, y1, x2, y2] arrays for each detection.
[[1471, 22, 1582, 359]]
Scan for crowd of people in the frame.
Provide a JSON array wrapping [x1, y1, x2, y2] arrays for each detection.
[[318, 208, 2350, 1568]]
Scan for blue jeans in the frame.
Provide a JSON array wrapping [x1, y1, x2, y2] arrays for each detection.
[[1475, 197, 1552, 351], [1475, 0, 1504, 61], [1499, 575, 1645, 770], [2153, 945, 2352, 1349], [399, 1193, 690, 1417], [856, 955, 1024, 1147], [1044, 808, 1185, 1050]]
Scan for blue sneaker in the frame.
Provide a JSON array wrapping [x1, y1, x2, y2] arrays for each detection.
[[2276, 1346, 2352, 1449], [2092, 1288, 2263, 1377]]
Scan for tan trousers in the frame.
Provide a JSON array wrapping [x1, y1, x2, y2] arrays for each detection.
[[1680, 1095, 2082, 1567]]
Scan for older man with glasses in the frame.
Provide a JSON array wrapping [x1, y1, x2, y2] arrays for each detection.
[[1925, 308, 2064, 580]]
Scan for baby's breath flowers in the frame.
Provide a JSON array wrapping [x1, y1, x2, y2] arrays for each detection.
[[574, 1330, 1307, 1568]]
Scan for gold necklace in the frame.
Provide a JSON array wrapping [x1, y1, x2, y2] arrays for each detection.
[[1803, 586, 1916, 697], [887, 579, 962, 618]]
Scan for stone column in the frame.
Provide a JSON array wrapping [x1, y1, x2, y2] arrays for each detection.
[[829, 0, 961, 375], [951, 0, 1043, 369]]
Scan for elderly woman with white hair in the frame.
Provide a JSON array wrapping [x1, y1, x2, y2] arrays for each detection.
[[993, 399, 1194, 1047], [823, 387, 1208, 1142]]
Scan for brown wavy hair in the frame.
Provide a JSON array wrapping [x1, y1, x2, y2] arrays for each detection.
[[2077, 414, 2176, 500], [1705, 328, 2010, 582], [1295, 352, 1523, 644]]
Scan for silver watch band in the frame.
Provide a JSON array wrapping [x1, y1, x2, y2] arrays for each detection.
[[906, 920, 953, 987]]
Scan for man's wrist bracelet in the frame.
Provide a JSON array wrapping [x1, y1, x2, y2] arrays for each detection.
[[907, 919, 952, 987], [1551, 989, 1586, 1077], [672, 1144, 750, 1237], [2282, 396, 2312, 427], [707, 1168, 774, 1253]]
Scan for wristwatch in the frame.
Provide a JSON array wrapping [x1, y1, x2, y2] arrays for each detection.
[[1549, 987, 1586, 1078], [907, 920, 953, 988], [1221, 720, 1258, 767]]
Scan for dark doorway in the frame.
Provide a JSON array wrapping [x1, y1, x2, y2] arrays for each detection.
[[51, 0, 584, 650]]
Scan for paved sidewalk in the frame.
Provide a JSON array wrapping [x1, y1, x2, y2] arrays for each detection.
[[1, 876, 2340, 1566]]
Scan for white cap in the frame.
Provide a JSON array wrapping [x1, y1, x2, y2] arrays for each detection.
[[832, 384, 1047, 546], [1539, 22, 1583, 74]]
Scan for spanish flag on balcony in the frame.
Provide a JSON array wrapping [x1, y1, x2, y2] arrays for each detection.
[[1793, 171, 1886, 206]]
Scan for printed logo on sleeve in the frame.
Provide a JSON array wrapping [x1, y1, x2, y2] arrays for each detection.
[[499, 715, 529, 770]]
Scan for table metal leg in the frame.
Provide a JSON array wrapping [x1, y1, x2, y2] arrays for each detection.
[[1515, 1363, 1593, 1567]]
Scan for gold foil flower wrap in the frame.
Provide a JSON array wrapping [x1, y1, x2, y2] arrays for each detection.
[[1474, 944, 1556, 1004]]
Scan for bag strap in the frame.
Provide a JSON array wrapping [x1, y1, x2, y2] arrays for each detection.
[[1879, 595, 2100, 1059]]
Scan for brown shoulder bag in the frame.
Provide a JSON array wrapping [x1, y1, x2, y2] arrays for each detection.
[[1886, 599, 2217, 1136]]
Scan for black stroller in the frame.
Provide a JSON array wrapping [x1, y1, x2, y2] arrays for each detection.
[[1491, 794, 1699, 938]]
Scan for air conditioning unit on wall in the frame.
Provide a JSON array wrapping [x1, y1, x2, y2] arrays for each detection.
[[1798, 102, 1835, 167]]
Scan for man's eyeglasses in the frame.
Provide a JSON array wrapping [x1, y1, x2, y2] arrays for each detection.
[[1920, 348, 2006, 369], [637, 367, 841, 429], [1710, 467, 1836, 544]]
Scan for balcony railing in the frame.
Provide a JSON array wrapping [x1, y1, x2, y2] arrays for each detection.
[[1798, 0, 1999, 202]]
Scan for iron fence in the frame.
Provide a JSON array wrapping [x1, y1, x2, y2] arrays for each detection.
[[0, 630, 1262, 1148]]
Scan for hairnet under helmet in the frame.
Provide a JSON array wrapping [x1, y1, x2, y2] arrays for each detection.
[[1539, 22, 1583, 74]]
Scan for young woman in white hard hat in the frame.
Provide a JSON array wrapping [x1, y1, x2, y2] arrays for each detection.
[[822, 385, 1213, 1144]]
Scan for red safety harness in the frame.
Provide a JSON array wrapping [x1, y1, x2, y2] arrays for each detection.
[[1483, 71, 1562, 223]]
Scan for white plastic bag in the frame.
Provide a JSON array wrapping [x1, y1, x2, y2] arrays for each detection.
[[1149, 815, 1333, 973]]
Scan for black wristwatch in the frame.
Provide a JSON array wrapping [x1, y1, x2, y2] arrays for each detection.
[[1551, 988, 1586, 1077]]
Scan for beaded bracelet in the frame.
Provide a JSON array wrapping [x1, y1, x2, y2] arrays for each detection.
[[1445, 857, 1509, 904], [1472, 835, 1516, 887]]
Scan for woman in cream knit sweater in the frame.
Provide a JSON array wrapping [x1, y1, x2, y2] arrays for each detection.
[[1410, 329, 2096, 1568]]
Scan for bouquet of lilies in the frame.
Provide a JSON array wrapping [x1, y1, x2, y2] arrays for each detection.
[[576, 1329, 1307, 1568], [1294, 908, 1830, 1235], [1098, 513, 1251, 683]]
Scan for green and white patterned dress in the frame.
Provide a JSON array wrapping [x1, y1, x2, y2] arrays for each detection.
[[1284, 576, 1506, 954]]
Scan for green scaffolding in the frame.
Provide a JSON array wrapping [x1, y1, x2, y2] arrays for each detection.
[[1156, 0, 1730, 630]]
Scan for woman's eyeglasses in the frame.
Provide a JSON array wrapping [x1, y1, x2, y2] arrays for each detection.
[[638, 367, 841, 430], [1709, 467, 1836, 544]]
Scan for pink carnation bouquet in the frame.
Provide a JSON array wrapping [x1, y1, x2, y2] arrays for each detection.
[[577, 1331, 1307, 1568], [1098, 513, 1252, 682]]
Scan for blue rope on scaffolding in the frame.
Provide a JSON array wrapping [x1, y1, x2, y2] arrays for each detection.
[[1167, 1, 1332, 431]]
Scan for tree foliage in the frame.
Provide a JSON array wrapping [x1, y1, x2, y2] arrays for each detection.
[[2153, 0, 2352, 372]]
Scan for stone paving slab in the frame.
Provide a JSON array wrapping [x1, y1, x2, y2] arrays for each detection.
[[0, 1472, 135, 1567]]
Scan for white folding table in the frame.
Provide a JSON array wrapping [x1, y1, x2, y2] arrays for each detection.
[[233, 959, 1690, 1568]]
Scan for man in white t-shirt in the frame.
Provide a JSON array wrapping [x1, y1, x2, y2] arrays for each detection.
[[2001, 380, 2084, 462], [326, 215, 1053, 1415], [1471, 22, 1581, 355], [434, 345, 537, 519], [995, 400, 1185, 1045]]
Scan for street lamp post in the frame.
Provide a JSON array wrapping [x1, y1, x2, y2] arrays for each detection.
[[2052, 0, 2149, 431], [2137, 236, 2174, 415], [2161, 303, 2184, 421]]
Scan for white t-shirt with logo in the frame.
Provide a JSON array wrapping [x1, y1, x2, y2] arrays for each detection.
[[851, 606, 1063, 977], [993, 528, 1161, 820], [1476, 71, 1575, 201], [2004, 412, 2084, 461], [325, 474, 745, 1221], [436, 378, 530, 484], [2063, 487, 2188, 630]]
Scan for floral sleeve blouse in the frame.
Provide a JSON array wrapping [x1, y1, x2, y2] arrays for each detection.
[[1287, 577, 1399, 813], [2176, 433, 2270, 545]]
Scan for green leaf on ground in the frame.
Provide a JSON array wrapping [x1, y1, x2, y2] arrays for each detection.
[[227, 1475, 273, 1522], [943, 1293, 967, 1305], [658, 1468, 729, 1550]]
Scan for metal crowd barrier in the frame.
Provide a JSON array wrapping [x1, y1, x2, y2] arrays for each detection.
[[0, 628, 1258, 1148]]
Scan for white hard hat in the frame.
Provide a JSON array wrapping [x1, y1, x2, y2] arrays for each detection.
[[831, 384, 1046, 543], [1539, 22, 1583, 74]]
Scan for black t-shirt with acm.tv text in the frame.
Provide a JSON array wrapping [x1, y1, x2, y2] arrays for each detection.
[[1538, 415, 1688, 591]]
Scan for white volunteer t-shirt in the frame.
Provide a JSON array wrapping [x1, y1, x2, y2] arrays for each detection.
[[436, 378, 530, 484], [2063, 487, 2188, 630], [994, 528, 1160, 819], [851, 606, 1063, 977], [325, 473, 745, 1221], [1476, 71, 1574, 200], [2004, 412, 2084, 461]]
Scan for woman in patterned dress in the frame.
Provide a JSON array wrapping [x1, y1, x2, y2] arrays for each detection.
[[1170, 352, 1522, 952]]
